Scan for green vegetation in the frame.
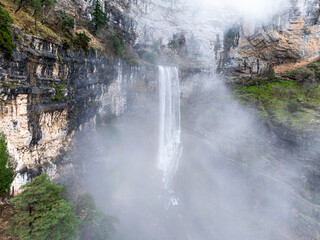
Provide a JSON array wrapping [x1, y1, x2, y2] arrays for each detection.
[[3, 173, 116, 239], [168, 34, 185, 51], [285, 68, 314, 81], [73, 32, 91, 51], [62, 40, 71, 50], [110, 32, 126, 57], [51, 84, 68, 101], [141, 51, 158, 64], [10, 173, 79, 240], [233, 78, 320, 131], [76, 193, 117, 240], [58, 10, 75, 36], [0, 133, 14, 198], [14, 0, 55, 33], [224, 27, 238, 40], [91, 0, 108, 33], [0, 6, 15, 60]]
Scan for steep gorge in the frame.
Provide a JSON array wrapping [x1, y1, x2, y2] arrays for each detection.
[[2, 0, 320, 239]]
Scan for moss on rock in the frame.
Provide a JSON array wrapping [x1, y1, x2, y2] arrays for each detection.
[[233, 78, 320, 131]]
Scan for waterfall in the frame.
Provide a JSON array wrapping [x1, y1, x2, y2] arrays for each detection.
[[158, 66, 182, 188]]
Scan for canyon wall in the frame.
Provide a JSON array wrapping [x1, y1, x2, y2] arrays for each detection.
[[218, 0, 320, 77], [0, 27, 156, 193]]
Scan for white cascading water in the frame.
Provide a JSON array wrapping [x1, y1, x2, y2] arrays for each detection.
[[158, 66, 182, 190]]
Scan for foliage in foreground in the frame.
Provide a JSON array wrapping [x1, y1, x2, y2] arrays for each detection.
[[8, 173, 117, 239], [0, 6, 14, 60], [10, 173, 79, 240], [0, 133, 14, 197]]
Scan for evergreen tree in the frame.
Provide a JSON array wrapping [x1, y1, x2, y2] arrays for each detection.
[[10, 173, 79, 240], [91, 0, 108, 33], [14, 0, 55, 33], [76, 193, 117, 240], [0, 6, 14, 60], [0, 133, 14, 197]]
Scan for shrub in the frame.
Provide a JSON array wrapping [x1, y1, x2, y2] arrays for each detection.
[[76, 193, 117, 240], [141, 51, 158, 64], [10, 173, 79, 240], [0, 6, 14, 60], [73, 32, 91, 51], [62, 40, 70, 50], [168, 34, 185, 50], [287, 101, 299, 113], [110, 33, 126, 57], [58, 11, 75, 35], [0, 133, 14, 197], [224, 27, 238, 40], [51, 84, 67, 101]]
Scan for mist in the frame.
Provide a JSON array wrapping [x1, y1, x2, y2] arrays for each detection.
[[199, 0, 290, 19], [73, 69, 309, 239], [74, 0, 312, 239]]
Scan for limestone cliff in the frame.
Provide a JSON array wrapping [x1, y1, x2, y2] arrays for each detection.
[[218, 0, 320, 77], [0, 25, 156, 193]]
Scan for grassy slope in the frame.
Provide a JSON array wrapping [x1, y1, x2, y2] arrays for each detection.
[[0, 0, 59, 39], [233, 63, 320, 132], [0, 0, 106, 50]]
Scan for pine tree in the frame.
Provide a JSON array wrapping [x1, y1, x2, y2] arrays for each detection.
[[76, 193, 117, 240], [14, 0, 55, 33], [0, 133, 14, 197], [10, 173, 79, 240], [91, 0, 108, 33], [0, 6, 14, 60]]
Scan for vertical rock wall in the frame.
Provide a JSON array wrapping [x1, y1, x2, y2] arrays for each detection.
[[0, 29, 156, 192]]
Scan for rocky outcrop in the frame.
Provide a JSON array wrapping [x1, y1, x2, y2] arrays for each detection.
[[218, 0, 320, 77], [0, 28, 156, 193]]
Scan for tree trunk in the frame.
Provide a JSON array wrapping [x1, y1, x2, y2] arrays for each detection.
[[15, 5, 21, 13], [35, 16, 37, 34], [15, 0, 23, 13]]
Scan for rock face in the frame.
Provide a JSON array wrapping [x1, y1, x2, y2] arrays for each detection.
[[218, 0, 320, 77], [0, 28, 156, 193]]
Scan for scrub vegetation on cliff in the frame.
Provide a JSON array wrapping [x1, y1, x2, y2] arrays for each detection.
[[233, 63, 320, 132], [0, 0, 136, 60]]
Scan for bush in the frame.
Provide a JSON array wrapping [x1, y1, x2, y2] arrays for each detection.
[[51, 84, 67, 101], [73, 32, 91, 51], [62, 40, 70, 50], [0, 6, 14, 60], [10, 173, 79, 240], [110, 33, 126, 57], [287, 101, 299, 113], [76, 193, 117, 240], [287, 68, 315, 83], [141, 51, 158, 64], [224, 27, 238, 40], [0, 133, 14, 197], [168, 33, 185, 50], [58, 11, 75, 35]]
